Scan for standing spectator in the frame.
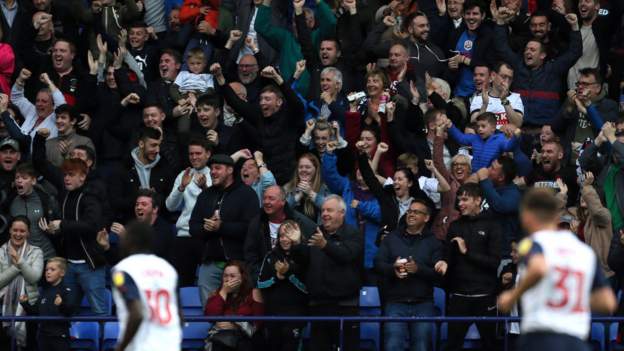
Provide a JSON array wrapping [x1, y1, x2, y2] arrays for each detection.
[[493, 8, 581, 128], [0, 26, 14, 95], [238, 150, 276, 204], [146, 49, 184, 120], [525, 140, 579, 207], [38, 159, 107, 316], [2, 163, 59, 260], [475, 155, 522, 256], [469, 62, 524, 128], [0, 137, 20, 190], [294, 195, 363, 351], [581, 121, 624, 235], [44, 104, 95, 167], [441, 183, 501, 351], [405, 12, 446, 79], [19, 257, 75, 351], [283, 153, 330, 222], [189, 154, 259, 305], [0, 217, 43, 348], [214, 64, 305, 184], [204, 260, 264, 351], [10, 69, 66, 148], [257, 220, 309, 351], [166, 138, 213, 286], [244, 185, 316, 281], [374, 199, 445, 351]]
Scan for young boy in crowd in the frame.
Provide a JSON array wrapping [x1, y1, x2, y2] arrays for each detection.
[[170, 48, 214, 106], [444, 112, 518, 170], [20, 257, 75, 351]]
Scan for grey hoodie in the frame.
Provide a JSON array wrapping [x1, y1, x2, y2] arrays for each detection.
[[131, 147, 161, 189]]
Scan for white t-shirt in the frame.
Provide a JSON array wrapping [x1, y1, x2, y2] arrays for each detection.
[[470, 92, 524, 129], [268, 221, 281, 249]]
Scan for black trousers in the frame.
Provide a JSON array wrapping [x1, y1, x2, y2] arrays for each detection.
[[265, 321, 304, 351], [170, 236, 204, 286], [518, 332, 590, 351], [309, 304, 359, 351], [444, 294, 498, 351], [37, 335, 69, 351]]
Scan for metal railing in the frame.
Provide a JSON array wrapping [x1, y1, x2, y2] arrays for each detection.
[[1, 315, 622, 351]]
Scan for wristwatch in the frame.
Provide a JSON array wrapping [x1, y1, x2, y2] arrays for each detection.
[[501, 98, 510, 106]]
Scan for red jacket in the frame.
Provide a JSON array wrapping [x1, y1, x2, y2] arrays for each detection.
[[179, 0, 220, 29]]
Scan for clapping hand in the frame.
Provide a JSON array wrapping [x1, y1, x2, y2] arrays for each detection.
[[274, 260, 290, 279], [307, 227, 327, 248]]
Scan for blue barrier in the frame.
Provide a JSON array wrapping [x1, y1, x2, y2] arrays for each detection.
[[2, 315, 622, 351]]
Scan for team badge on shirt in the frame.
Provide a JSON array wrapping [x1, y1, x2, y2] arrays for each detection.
[[464, 40, 473, 51]]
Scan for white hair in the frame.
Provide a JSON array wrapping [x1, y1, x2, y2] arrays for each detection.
[[432, 77, 451, 101], [323, 194, 346, 212], [321, 67, 343, 92]]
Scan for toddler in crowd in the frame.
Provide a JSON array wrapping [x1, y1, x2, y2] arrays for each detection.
[[20, 257, 75, 351], [170, 47, 214, 106]]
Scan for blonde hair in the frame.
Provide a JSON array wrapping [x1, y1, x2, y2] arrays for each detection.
[[451, 154, 472, 173], [47, 257, 67, 272]]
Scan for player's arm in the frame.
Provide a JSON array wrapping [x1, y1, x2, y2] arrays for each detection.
[[498, 239, 547, 312], [113, 271, 144, 351], [589, 258, 617, 314]]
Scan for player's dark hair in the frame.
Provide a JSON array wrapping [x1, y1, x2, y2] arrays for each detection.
[[579, 67, 603, 86], [521, 188, 560, 223], [410, 198, 431, 216], [188, 138, 214, 153], [123, 220, 154, 254], [15, 162, 37, 178], [136, 188, 162, 210], [493, 61, 514, 74], [138, 127, 162, 142], [196, 93, 222, 110], [10, 215, 30, 231], [475, 112, 497, 127]]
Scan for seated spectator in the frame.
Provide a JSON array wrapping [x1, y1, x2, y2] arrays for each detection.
[[444, 112, 519, 170], [166, 138, 213, 286], [0, 216, 43, 348], [190, 154, 259, 305], [236, 150, 276, 204], [284, 153, 330, 223], [257, 220, 308, 351], [20, 257, 75, 351], [374, 199, 445, 351], [244, 185, 316, 281], [204, 260, 264, 351], [38, 159, 107, 315], [469, 62, 524, 128], [2, 163, 59, 260], [45, 104, 95, 167]]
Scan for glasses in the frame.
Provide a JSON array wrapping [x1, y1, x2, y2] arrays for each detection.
[[406, 209, 428, 216], [238, 64, 258, 69]]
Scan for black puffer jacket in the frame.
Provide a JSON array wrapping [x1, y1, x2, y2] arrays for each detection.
[[444, 211, 502, 295], [189, 180, 260, 262], [293, 224, 363, 301]]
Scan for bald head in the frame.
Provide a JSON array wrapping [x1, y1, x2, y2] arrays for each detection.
[[238, 55, 259, 84], [263, 185, 286, 218]]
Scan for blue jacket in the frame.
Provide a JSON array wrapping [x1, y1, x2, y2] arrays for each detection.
[[448, 126, 518, 170], [494, 24, 582, 126], [321, 152, 381, 268]]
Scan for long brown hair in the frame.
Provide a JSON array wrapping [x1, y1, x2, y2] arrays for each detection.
[[218, 260, 253, 310], [284, 153, 322, 218]]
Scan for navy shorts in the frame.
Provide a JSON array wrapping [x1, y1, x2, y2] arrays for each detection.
[[518, 332, 591, 351]]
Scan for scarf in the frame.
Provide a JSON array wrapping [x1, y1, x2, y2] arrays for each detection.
[[1, 242, 33, 346]]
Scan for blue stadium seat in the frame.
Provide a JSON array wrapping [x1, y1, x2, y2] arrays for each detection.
[[182, 322, 212, 350], [79, 288, 113, 315], [180, 286, 203, 316], [439, 322, 481, 350], [102, 322, 119, 351], [591, 323, 605, 351], [434, 288, 446, 316], [360, 286, 381, 351], [69, 322, 100, 351]]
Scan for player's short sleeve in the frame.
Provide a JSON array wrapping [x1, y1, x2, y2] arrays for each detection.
[[112, 270, 141, 303], [518, 238, 543, 265], [591, 257, 608, 291], [510, 93, 524, 114]]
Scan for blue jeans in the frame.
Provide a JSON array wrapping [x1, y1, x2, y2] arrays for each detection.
[[64, 263, 107, 315], [197, 262, 224, 308], [384, 301, 435, 351]]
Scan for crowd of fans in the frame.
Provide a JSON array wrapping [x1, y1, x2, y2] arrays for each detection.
[[0, 0, 622, 349]]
